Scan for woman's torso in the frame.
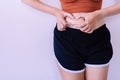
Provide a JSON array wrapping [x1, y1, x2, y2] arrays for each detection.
[[60, 0, 105, 28]]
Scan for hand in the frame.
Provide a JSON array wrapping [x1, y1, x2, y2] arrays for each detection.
[[72, 10, 103, 33], [66, 16, 86, 30], [54, 9, 74, 31]]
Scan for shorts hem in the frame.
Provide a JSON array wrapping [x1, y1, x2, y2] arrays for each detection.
[[54, 57, 85, 73], [85, 62, 110, 67]]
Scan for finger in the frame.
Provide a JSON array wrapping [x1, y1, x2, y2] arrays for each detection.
[[84, 27, 92, 33], [84, 25, 94, 34], [87, 29, 94, 34], [60, 17, 66, 26], [77, 21, 88, 28], [57, 21, 63, 31], [89, 30, 93, 33], [81, 27, 93, 34], [86, 23, 95, 33], [57, 21, 66, 31], [81, 26, 93, 34], [80, 25, 89, 32], [61, 21, 67, 30], [58, 17, 67, 30]]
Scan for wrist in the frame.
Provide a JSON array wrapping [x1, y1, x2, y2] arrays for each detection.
[[52, 8, 61, 17], [94, 10, 104, 19]]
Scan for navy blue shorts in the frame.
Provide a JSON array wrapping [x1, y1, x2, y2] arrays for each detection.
[[53, 24, 113, 73]]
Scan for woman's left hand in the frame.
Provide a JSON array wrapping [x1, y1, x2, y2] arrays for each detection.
[[72, 10, 103, 34]]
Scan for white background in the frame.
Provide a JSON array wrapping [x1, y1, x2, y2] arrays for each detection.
[[0, 0, 120, 80]]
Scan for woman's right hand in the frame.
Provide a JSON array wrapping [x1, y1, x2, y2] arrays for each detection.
[[54, 9, 74, 31]]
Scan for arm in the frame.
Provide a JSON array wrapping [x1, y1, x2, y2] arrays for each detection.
[[101, 2, 120, 18], [71, 2, 120, 33], [22, 0, 58, 16], [22, 0, 74, 31], [73, 2, 120, 21]]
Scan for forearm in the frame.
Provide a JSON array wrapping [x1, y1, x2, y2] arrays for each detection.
[[102, 2, 120, 17], [22, 0, 59, 16]]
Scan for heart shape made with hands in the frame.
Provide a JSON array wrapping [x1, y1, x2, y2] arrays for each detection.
[[64, 11, 104, 34], [65, 13, 86, 30]]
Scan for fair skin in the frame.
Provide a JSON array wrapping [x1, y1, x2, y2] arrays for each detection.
[[22, 0, 120, 80]]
